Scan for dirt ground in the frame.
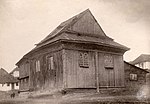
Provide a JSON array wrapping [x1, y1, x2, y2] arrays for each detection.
[[0, 93, 150, 104]]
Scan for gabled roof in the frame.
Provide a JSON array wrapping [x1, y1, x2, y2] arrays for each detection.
[[35, 9, 129, 50], [16, 9, 129, 65], [130, 54, 150, 65], [124, 61, 149, 73], [9, 67, 19, 75], [0, 68, 18, 84]]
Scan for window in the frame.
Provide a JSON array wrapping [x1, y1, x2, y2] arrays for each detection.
[[104, 54, 113, 69], [16, 82, 18, 86], [79, 52, 89, 68], [47, 56, 54, 70], [36, 60, 40, 72], [130, 74, 137, 81], [7, 83, 10, 86]]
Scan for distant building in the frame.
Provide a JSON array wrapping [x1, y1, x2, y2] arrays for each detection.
[[124, 62, 149, 94], [9, 67, 19, 90], [16, 9, 129, 92], [0, 68, 18, 91], [130, 54, 150, 71], [130, 54, 150, 85]]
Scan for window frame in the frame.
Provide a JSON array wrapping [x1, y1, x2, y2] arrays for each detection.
[[130, 73, 138, 81], [78, 51, 89, 68], [35, 60, 40, 72], [46, 56, 54, 70], [104, 54, 114, 69]]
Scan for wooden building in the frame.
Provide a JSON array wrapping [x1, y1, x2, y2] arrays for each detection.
[[16, 9, 129, 92], [130, 54, 150, 85], [124, 61, 149, 94]]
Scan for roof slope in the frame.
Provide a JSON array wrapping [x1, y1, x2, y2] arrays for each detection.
[[35, 9, 129, 51], [124, 61, 149, 73], [130, 54, 150, 65], [0, 68, 18, 84], [37, 9, 95, 46], [16, 9, 129, 65]]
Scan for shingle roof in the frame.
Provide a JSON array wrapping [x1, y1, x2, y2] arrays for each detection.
[[0, 68, 18, 84], [130, 54, 150, 65], [16, 9, 129, 65], [33, 9, 129, 50]]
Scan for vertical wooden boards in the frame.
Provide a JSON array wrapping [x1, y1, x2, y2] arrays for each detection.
[[28, 50, 63, 90], [107, 69, 115, 87], [70, 11, 105, 37], [95, 52, 99, 92], [54, 51, 63, 88], [98, 53, 124, 88], [113, 55, 124, 87], [65, 50, 77, 88], [65, 50, 95, 88], [98, 52, 107, 87], [62, 49, 67, 88]]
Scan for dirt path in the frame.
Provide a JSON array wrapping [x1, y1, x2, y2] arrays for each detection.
[[0, 94, 150, 104]]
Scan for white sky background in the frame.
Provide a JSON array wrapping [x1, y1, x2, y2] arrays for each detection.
[[0, 0, 150, 72]]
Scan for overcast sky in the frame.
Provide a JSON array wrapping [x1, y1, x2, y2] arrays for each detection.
[[0, 0, 150, 72]]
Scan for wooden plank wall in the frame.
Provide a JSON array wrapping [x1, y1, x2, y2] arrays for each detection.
[[65, 50, 96, 88], [29, 50, 63, 90], [19, 61, 30, 91], [98, 52, 124, 87], [19, 62, 30, 78], [70, 10, 105, 36]]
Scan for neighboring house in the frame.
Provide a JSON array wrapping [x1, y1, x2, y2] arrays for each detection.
[[16, 9, 129, 92], [130, 54, 150, 71], [124, 62, 149, 94], [0, 68, 18, 91], [9, 67, 19, 90], [130, 54, 150, 85]]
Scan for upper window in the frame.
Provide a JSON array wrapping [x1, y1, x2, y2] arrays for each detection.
[[104, 54, 114, 69], [47, 56, 54, 70], [130, 74, 137, 81], [79, 51, 89, 68], [36, 60, 40, 72]]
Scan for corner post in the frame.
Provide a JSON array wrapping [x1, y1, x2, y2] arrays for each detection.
[[95, 51, 99, 92]]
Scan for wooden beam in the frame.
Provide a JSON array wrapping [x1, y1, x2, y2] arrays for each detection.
[[95, 52, 99, 92], [62, 49, 67, 88]]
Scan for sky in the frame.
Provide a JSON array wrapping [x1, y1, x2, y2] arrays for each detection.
[[0, 0, 150, 72]]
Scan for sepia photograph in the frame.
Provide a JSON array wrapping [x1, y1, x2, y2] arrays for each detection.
[[0, 0, 150, 104]]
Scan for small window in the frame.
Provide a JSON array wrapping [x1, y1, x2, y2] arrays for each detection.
[[7, 83, 10, 86], [16, 82, 18, 86], [36, 60, 40, 72], [79, 52, 89, 68], [104, 54, 113, 69], [130, 74, 137, 81], [47, 56, 54, 70]]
